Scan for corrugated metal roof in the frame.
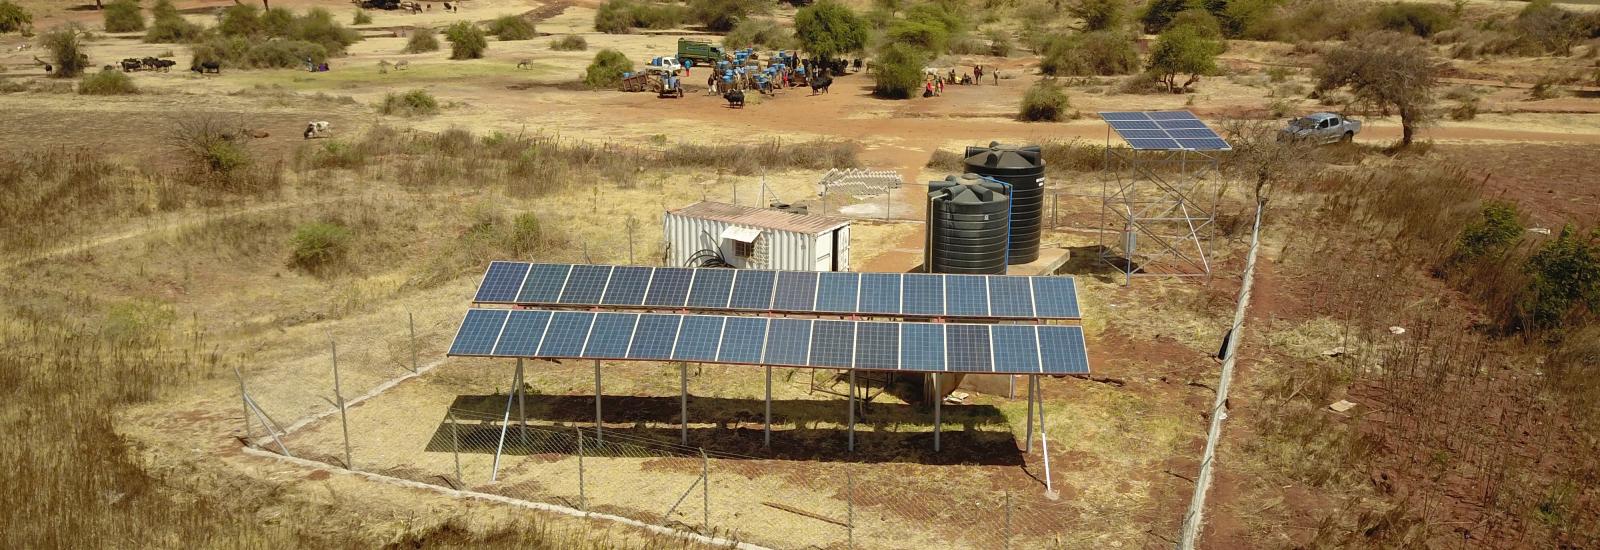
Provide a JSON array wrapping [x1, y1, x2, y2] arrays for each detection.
[[669, 201, 848, 235]]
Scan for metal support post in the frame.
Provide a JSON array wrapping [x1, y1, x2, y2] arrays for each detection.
[[1025, 375, 1036, 452], [1004, 490, 1013, 550], [517, 358, 527, 450], [847, 370, 856, 452], [408, 311, 418, 373], [764, 366, 772, 448], [681, 363, 689, 445], [701, 450, 710, 534], [451, 410, 461, 483], [332, 339, 352, 470], [576, 427, 587, 511], [491, 360, 522, 482], [1039, 388, 1057, 499], [594, 360, 604, 443], [933, 373, 942, 452], [847, 468, 855, 549]]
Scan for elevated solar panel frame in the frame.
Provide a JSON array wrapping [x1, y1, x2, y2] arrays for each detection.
[[1098, 110, 1231, 152], [471, 262, 1083, 321]]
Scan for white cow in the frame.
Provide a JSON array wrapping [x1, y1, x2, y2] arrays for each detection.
[[304, 121, 331, 140]]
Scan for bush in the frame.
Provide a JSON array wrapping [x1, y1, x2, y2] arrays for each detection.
[[167, 114, 253, 175], [217, 4, 261, 37], [403, 28, 439, 52], [1514, 0, 1586, 56], [1148, 23, 1224, 92], [288, 8, 361, 54], [1372, 2, 1452, 38], [78, 68, 139, 95], [40, 27, 90, 78], [1020, 78, 1070, 121], [986, 29, 1013, 56], [549, 34, 587, 50], [888, 19, 950, 54], [1170, 8, 1223, 39], [488, 15, 536, 40], [1140, 0, 1186, 33], [1071, 0, 1126, 32], [1217, 0, 1282, 39], [691, 0, 760, 32], [506, 212, 543, 256], [795, 0, 869, 61], [352, 9, 372, 25], [260, 7, 293, 36], [872, 42, 925, 99], [144, 0, 202, 43], [595, 0, 688, 33], [103, 0, 145, 33], [1040, 31, 1139, 76], [1454, 201, 1522, 261], [289, 221, 351, 273], [190, 36, 329, 69], [377, 89, 440, 116], [583, 48, 633, 88], [1, 0, 30, 34], [1522, 225, 1600, 329], [444, 21, 487, 59], [723, 18, 792, 49]]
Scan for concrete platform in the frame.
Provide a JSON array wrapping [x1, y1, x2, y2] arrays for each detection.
[[1003, 247, 1071, 276]]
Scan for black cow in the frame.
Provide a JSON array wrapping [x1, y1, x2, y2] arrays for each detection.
[[121, 58, 143, 72], [723, 89, 745, 108], [809, 73, 832, 95], [192, 60, 221, 74]]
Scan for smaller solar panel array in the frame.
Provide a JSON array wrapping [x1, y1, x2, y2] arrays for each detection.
[[1099, 111, 1231, 151], [449, 308, 1090, 375], [473, 262, 1082, 320]]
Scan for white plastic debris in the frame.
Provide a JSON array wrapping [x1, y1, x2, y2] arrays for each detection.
[[1321, 346, 1347, 357], [1388, 326, 1406, 335], [1529, 227, 1552, 235], [1329, 400, 1357, 413]]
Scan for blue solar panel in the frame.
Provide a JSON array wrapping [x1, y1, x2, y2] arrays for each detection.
[[601, 266, 652, 306], [1127, 138, 1181, 150], [475, 261, 530, 303], [763, 318, 813, 366], [717, 317, 767, 363], [809, 320, 855, 368], [815, 272, 860, 313], [559, 265, 612, 304], [1100, 111, 1149, 121], [1157, 119, 1208, 129], [903, 274, 945, 316], [1178, 138, 1231, 151], [728, 270, 776, 310], [493, 310, 553, 356], [1119, 129, 1169, 139], [1148, 111, 1196, 120], [987, 276, 1035, 318], [1038, 325, 1090, 374], [1031, 277, 1081, 319], [685, 268, 735, 309], [1168, 129, 1217, 139], [771, 271, 819, 311], [853, 322, 899, 370], [450, 309, 509, 355], [945, 275, 990, 317], [900, 323, 945, 371], [945, 324, 993, 373], [537, 311, 595, 357], [644, 268, 693, 307], [517, 264, 571, 303], [1102, 110, 1229, 151], [858, 273, 902, 315], [1108, 120, 1160, 131], [582, 312, 638, 359], [672, 315, 724, 361], [627, 314, 682, 359], [990, 325, 1041, 374]]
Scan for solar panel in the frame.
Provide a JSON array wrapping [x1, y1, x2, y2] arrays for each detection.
[[1098, 110, 1230, 151], [450, 308, 1091, 375], [473, 263, 1084, 320]]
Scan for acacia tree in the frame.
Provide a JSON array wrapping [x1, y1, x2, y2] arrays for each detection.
[[1146, 23, 1222, 93], [795, 0, 868, 64], [1315, 31, 1440, 147]]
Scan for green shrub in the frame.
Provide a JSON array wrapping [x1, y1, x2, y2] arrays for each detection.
[[723, 17, 792, 49], [190, 36, 329, 69], [1020, 78, 1069, 121], [1139, 0, 1186, 33], [0, 0, 31, 34], [103, 0, 145, 33], [403, 28, 439, 52], [1513, 0, 1586, 56], [289, 8, 361, 53], [594, 0, 634, 33], [260, 6, 293, 36], [584, 48, 633, 88], [550, 34, 587, 50], [352, 9, 372, 25], [1218, 0, 1282, 39], [444, 21, 487, 59], [872, 42, 925, 99], [506, 212, 543, 256], [1170, 8, 1223, 39], [1372, 2, 1452, 38], [795, 0, 869, 61], [985, 29, 1013, 57], [1148, 23, 1224, 92], [595, 0, 688, 33], [488, 14, 536, 40], [1070, 0, 1125, 32], [1040, 31, 1139, 76], [40, 27, 90, 78], [691, 0, 761, 32], [217, 4, 260, 37], [888, 19, 950, 54], [377, 89, 440, 116], [1522, 225, 1600, 329], [1454, 201, 1522, 261], [289, 221, 351, 272], [78, 68, 139, 95], [144, 0, 202, 43]]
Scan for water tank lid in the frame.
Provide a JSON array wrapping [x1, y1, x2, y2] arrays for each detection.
[[929, 174, 1007, 203], [964, 143, 1043, 169]]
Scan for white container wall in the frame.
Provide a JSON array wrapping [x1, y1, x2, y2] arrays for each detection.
[[663, 202, 850, 272]]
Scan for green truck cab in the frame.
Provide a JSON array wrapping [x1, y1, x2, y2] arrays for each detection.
[[677, 38, 726, 64]]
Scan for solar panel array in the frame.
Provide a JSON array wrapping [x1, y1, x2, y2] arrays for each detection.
[[1099, 111, 1231, 151], [449, 308, 1090, 375], [473, 262, 1082, 320]]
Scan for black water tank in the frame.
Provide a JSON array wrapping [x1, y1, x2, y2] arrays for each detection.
[[964, 142, 1045, 264], [927, 174, 1010, 274]]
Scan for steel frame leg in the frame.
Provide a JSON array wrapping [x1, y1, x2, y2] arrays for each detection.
[[1025, 375, 1036, 452], [594, 360, 603, 443], [933, 373, 942, 452], [680, 363, 689, 445], [764, 366, 772, 449], [847, 370, 856, 452], [491, 359, 524, 482]]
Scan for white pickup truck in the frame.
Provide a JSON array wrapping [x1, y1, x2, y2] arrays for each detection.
[[1280, 112, 1361, 144]]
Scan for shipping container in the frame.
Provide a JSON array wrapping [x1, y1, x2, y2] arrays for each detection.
[[664, 201, 851, 271]]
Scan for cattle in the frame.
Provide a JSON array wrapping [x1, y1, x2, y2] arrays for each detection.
[[192, 61, 221, 74], [121, 58, 143, 72], [723, 89, 745, 108], [809, 73, 832, 95], [154, 59, 176, 71], [394, 60, 409, 71], [304, 121, 332, 140]]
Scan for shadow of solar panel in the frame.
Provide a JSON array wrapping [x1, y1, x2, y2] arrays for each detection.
[[990, 325, 1041, 374], [858, 273, 902, 315], [492, 310, 552, 356], [627, 314, 682, 359], [559, 264, 612, 304], [763, 318, 812, 366], [536, 311, 594, 357], [717, 317, 767, 363], [945, 324, 993, 372], [1039, 325, 1090, 374], [728, 270, 776, 310], [475, 261, 530, 303], [517, 264, 571, 303], [644, 268, 693, 307], [903, 274, 945, 316], [945, 275, 990, 317], [853, 322, 899, 370], [1031, 277, 1080, 319], [450, 309, 509, 355], [672, 315, 724, 361], [686, 268, 735, 309], [809, 320, 855, 368], [601, 266, 652, 306], [581, 312, 638, 359], [815, 272, 860, 313], [986, 276, 1035, 318], [899, 323, 945, 371], [772, 271, 819, 311]]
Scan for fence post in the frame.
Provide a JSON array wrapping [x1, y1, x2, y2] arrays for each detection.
[[332, 338, 352, 470], [1004, 490, 1013, 550], [576, 427, 587, 511], [701, 449, 710, 534], [408, 311, 418, 373], [847, 468, 855, 550], [451, 410, 462, 484]]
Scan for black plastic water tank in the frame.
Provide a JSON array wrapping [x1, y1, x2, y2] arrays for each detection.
[[963, 142, 1045, 264], [927, 174, 1010, 275]]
